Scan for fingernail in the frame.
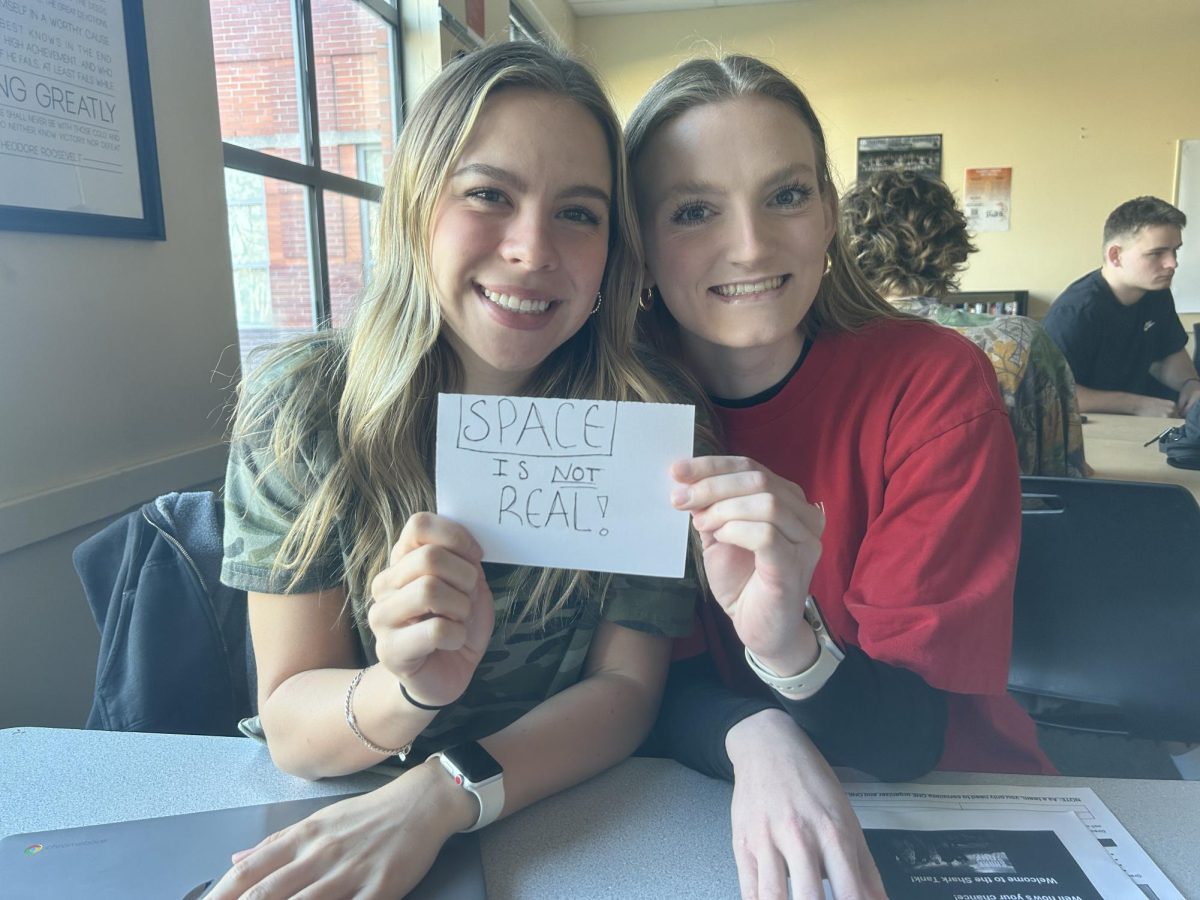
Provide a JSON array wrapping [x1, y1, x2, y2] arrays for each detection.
[[671, 486, 690, 507]]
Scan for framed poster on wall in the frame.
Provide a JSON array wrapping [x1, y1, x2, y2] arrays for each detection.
[[856, 134, 942, 182], [0, 0, 164, 239]]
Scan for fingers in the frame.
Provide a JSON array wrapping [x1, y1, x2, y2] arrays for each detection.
[[753, 830, 882, 900], [378, 540, 481, 597], [392, 511, 482, 566], [818, 833, 879, 900], [817, 839, 860, 898], [672, 458, 824, 541], [370, 525, 490, 679], [777, 844, 824, 900], [692, 493, 816, 546], [370, 567, 476, 627], [855, 831, 889, 899], [370, 518, 484, 633], [374, 611, 470, 668], [748, 854, 796, 900], [733, 831, 826, 900], [673, 455, 767, 484], [209, 828, 307, 900], [732, 834, 760, 900]]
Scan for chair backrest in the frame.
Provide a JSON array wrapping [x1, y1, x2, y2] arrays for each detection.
[[1011, 476, 1200, 742]]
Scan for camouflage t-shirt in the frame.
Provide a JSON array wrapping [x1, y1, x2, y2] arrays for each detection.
[[222, 408, 697, 761]]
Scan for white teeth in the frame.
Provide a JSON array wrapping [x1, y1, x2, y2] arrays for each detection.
[[714, 276, 785, 297], [481, 287, 552, 314]]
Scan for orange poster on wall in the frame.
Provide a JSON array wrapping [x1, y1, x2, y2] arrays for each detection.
[[963, 167, 1012, 232]]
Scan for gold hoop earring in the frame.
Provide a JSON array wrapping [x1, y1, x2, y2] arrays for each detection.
[[638, 287, 655, 312], [591, 292, 603, 315], [822, 252, 833, 277]]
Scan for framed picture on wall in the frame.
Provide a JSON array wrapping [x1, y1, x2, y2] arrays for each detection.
[[856, 134, 943, 182], [0, 0, 165, 240]]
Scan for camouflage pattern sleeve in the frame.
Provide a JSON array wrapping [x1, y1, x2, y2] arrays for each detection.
[[601, 562, 700, 638], [220, 415, 343, 595]]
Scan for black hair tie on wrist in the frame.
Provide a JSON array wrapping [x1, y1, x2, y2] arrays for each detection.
[[399, 681, 450, 712]]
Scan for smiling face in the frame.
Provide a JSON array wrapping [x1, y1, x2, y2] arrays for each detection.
[[430, 87, 613, 395], [1108, 224, 1183, 301], [635, 95, 836, 395]]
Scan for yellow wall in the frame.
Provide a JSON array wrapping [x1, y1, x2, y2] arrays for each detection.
[[526, 0, 576, 46], [576, 0, 1200, 318]]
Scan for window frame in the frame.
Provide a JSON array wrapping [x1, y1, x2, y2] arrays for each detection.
[[508, 2, 545, 43]]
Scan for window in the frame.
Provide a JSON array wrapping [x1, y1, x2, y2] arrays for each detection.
[[210, 0, 402, 369], [224, 170, 271, 328]]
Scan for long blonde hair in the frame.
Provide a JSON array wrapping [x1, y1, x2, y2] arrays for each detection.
[[625, 54, 903, 354], [232, 42, 696, 633]]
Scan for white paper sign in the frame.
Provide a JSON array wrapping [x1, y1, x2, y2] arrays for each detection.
[[435, 394, 695, 577]]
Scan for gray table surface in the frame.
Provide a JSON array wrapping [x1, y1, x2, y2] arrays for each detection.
[[3, 728, 1197, 898]]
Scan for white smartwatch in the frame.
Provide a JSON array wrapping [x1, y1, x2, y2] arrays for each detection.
[[745, 595, 845, 699], [432, 741, 505, 833]]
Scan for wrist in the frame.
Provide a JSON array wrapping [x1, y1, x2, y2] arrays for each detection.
[[418, 757, 480, 834], [345, 665, 419, 759], [747, 625, 819, 679], [725, 708, 796, 767], [744, 596, 845, 699]]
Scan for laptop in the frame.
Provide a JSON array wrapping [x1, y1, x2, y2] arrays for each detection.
[[0, 794, 487, 899]]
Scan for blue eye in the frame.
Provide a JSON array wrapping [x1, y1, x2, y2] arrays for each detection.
[[467, 188, 506, 204], [772, 184, 814, 207], [561, 207, 602, 226], [670, 202, 710, 226]]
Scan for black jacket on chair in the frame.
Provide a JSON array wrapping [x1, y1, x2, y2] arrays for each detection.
[[75, 491, 255, 736]]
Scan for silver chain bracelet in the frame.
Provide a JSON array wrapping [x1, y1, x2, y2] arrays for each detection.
[[344, 666, 412, 760]]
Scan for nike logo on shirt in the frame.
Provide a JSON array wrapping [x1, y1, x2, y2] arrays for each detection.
[[1144, 320, 1156, 332]]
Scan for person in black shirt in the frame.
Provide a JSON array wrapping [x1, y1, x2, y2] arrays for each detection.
[[1043, 196, 1200, 417]]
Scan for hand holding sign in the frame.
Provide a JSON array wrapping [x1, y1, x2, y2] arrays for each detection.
[[436, 394, 695, 577], [670, 455, 825, 675], [367, 513, 496, 708]]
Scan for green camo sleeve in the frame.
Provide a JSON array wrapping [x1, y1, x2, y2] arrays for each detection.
[[601, 563, 699, 638], [220, 423, 343, 595]]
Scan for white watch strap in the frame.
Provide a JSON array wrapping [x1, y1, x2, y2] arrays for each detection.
[[463, 774, 504, 833], [744, 596, 844, 699]]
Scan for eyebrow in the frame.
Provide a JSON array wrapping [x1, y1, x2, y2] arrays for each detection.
[[660, 163, 819, 200], [450, 162, 610, 205]]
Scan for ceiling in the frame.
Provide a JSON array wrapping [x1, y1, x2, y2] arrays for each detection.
[[565, 0, 797, 17]]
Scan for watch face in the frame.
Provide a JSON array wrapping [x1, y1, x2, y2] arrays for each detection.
[[445, 742, 502, 782]]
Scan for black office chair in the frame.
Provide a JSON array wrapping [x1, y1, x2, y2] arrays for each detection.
[[1011, 476, 1200, 744]]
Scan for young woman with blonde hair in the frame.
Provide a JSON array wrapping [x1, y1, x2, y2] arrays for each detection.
[[209, 42, 698, 899], [629, 55, 1053, 899]]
